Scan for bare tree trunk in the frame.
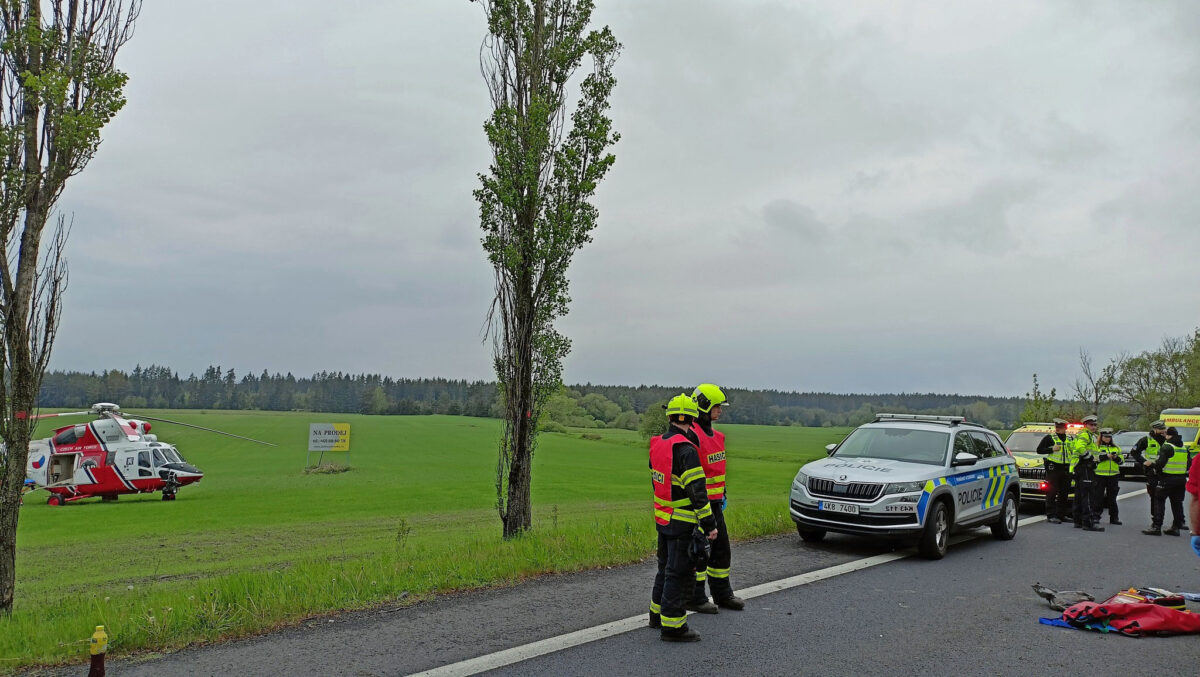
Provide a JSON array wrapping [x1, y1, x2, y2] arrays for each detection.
[[500, 272, 535, 537]]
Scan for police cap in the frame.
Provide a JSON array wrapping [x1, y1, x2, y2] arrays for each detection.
[[1082, 414, 1099, 423], [1052, 418, 1068, 426], [1099, 427, 1113, 435], [1150, 420, 1167, 430]]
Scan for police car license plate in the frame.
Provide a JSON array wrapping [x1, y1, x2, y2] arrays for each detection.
[[1020, 480, 1041, 490], [817, 500, 858, 515]]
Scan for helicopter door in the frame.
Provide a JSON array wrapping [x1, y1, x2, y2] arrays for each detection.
[[137, 450, 153, 478], [47, 454, 78, 485], [25, 443, 50, 486]]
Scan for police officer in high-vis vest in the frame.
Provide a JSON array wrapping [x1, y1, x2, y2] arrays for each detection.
[[1071, 414, 1104, 532], [1037, 419, 1072, 523], [687, 383, 745, 613], [1092, 428, 1122, 525], [649, 394, 718, 642], [1132, 420, 1167, 528], [1144, 423, 1191, 536]]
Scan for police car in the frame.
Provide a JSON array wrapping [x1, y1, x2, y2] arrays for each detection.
[[789, 414, 1020, 559]]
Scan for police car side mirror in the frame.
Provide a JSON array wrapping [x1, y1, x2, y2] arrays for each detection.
[[952, 452, 979, 467], [825, 444, 837, 456]]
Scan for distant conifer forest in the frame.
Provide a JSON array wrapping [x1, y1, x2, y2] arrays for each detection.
[[37, 365, 1027, 430]]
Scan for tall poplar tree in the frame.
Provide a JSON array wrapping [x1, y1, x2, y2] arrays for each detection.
[[0, 0, 140, 615], [473, 0, 619, 537]]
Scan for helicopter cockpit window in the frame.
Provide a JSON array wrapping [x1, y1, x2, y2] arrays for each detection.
[[152, 448, 166, 467], [52, 427, 77, 446], [164, 448, 182, 464]]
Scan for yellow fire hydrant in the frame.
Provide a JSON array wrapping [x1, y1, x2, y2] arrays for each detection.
[[88, 625, 107, 677]]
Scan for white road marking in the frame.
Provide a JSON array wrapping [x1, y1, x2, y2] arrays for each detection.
[[410, 487, 1150, 677]]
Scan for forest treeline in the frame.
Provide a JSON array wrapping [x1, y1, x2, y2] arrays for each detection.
[[37, 364, 1025, 429], [39, 325, 1198, 431]]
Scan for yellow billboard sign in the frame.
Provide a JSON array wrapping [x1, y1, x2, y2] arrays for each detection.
[[309, 423, 351, 451]]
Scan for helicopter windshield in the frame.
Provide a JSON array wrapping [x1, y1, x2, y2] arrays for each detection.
[[164, 448, 183, 464], [152, 448, 167, 466]]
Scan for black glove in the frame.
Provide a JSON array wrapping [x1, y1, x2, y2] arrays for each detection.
[[689, 528, 711, 571]]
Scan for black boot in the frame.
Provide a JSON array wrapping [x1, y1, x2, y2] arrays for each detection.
[[685, 598, 718, 614], [1143, 526, 1162, 535], [661, 625, 701, 642], [1082, 524, 1105, 532], [715, 595, 745, 611], [1165, 526, 1181, 536], [648, 613, 661, 629], [1110, 518, 1122, 525], [1047, 517, 1062, 524]]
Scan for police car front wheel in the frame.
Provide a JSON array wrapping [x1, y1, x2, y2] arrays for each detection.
[[918, 500, 950, 560]]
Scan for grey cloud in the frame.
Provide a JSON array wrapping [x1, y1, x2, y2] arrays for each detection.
[[914, 179, 1040, 248], [998, 113, 1108, 168], [761, 200, 830, 242], [40, 0, 1200, 398], [1092, 171, 1200, 241], [848, 169, 889, 192]]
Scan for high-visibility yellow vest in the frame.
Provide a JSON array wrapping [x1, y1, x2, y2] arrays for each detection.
[[1145, 437, 1160, 462], [1095, 443, 1122, 476], [1162, 443, 1188, 475], [1070, 430, 1097, 471], [1046, 434, 1070, 464]]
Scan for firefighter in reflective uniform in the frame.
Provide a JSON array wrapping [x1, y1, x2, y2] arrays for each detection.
[[649, 394, 719, 642], [1132, 421, 1167, 529], [686, 383, 745, 613], [1037, 419, 1072, 524], [1145, 428, 1191, 536], [1092, 428, 1122, 525], [1071, 414, 1104, 531]]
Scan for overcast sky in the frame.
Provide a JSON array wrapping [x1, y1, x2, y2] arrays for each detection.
[[52, 0, 1200, 397]]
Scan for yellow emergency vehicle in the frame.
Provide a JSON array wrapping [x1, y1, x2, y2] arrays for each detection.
[[1004, 422, 1082, 504], [1160, 408, 1200, 452]]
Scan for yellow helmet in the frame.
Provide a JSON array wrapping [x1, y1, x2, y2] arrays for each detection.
[[692, 383, 727, 413], [665, 393, 699, 420]]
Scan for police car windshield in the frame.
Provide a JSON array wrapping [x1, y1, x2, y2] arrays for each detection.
[[834, 427, 950, 466], [1004, 432, 1045, 453]]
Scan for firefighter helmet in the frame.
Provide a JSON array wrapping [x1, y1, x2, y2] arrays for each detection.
[[665, 393, 699, 420], [692, 383, 728, 413]]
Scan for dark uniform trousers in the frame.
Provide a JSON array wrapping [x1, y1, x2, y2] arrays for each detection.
[[692, 501, 732, 603], [652, 532, 691, 627], [1092, 475, 1120, 522], [1150, 475, 1186, 529], [1146, 471, 1159, 521], [1073, 463, 1097, 527], [1045, 462, 1071, 520]]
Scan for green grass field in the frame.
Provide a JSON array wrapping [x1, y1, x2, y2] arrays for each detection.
[[1, 411, 847, 671]]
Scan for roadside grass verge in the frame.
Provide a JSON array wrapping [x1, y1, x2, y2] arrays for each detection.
[[1, 413, 844, 671]]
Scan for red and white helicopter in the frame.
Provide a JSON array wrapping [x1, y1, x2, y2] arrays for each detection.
[[24, 402, 273, 505]]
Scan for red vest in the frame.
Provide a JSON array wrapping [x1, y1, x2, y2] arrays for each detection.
[[693, 422, 727, 501], [650, 433, 694, 525]]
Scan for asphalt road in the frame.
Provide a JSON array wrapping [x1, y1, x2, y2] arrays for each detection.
[[483, 490, 1200, 677], [30, 484, 1200, 676]]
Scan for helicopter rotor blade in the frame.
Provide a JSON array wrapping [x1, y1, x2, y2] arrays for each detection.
[[127, 414, 277, 446], [28, 411, 90, 420]]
